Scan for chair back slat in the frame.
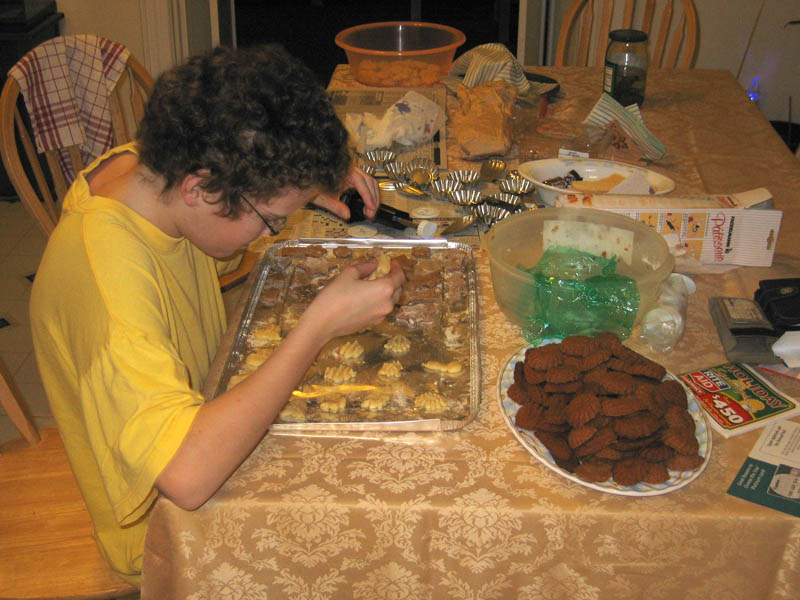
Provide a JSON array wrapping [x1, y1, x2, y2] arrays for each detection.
[[44, 149, 69, 205], [108, 80, 128, 148], [676, 0, 697, 68], [642, 0, 656, 34], [555, 0, 586, 66], [577, 1, 593, 66], [622, 0, 636, 29], [665, 12, 686, 69], [651, 0, 673, 67], [596, 0, 615, 70], [109, 65, 144, 146], [14, 105, 59, 228], [68, 146, 85, 178]]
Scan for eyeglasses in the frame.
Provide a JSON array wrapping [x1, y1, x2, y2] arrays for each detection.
[[240, 195, 286, 236]]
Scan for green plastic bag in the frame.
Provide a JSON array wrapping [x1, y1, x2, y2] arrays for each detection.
[[521, 246, 639, 344]]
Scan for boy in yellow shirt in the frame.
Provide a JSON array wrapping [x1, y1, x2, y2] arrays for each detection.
[[29, 44, 404, 586]]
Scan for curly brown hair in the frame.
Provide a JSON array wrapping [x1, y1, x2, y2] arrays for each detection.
[[137, 44, 351, 218]]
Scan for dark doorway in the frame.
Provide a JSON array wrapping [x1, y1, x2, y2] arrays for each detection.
[[232, 1, 518, 85]]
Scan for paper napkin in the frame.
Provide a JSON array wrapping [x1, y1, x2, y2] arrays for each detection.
[[447, 43, 557, 98], [583, 93, 666, 160], [773, 332, 800, 368], [343, 91, 445, 152]]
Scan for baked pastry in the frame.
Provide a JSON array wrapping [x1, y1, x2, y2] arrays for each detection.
[[319, 396, 347, 413], [415, 392, 448, 412], [384, 335, 411, 356], [245, 347, 274, 368], [422, 360, 462, 375], [362, 395, 390, 411], [279, 398, 307, 422], [250, 323, 282, 345], [335, 340, 365, 361], [368, 253, 392, 280], [324, 365, 356, 384], [238, 244, 475, 427], [378, 360, 403, 379]]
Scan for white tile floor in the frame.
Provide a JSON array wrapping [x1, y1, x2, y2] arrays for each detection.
[[0, 199, 53, 444], [0, 198, 244, 445]]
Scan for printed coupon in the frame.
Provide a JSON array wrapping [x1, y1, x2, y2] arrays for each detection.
[[679, 362, 800, 438]]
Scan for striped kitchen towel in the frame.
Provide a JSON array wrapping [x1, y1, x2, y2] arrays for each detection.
[[9, 35, 130, 186], [584, 93, 666, 160], [450, 43, 540, 95]]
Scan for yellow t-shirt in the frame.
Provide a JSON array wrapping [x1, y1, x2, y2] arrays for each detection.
[[29, 144, 227, 586]]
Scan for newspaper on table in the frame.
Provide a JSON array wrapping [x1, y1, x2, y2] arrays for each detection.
[[329, 87, 449, 169], [727, 420, 800, 517], [679, 362, 800, 438]]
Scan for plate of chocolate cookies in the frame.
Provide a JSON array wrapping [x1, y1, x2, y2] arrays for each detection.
[[497, 334, 711, 496]]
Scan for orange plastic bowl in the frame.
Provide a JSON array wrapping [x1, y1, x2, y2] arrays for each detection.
[[335, 21, 466, 87]]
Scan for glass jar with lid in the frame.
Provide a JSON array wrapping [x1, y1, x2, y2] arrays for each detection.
[[603, 29, 648, 106]]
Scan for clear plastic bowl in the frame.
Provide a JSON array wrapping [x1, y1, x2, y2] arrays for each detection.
[[335, 21, 466, 87], [486, 207, 674, 330]]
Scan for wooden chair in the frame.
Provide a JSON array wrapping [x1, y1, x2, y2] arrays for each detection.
[[554, 0, 698, 69], [0, 43, 154, 237], [0, 365, 138, 599], [0, 36, 255, 288], [0, 37, 141, 597], [1, 344, 137, 599], [0, 356, 39, 445], [0, 429, 138, 599]]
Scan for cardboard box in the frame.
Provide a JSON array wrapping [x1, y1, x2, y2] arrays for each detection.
[[554, 188, 782, 267]]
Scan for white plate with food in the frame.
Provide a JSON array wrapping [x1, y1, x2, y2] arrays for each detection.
[[517, 158, 675, 206], [497, 343, 711, 496]]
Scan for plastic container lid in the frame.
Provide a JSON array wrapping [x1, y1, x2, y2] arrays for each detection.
[[609, 29, 648, 43], [416, 220, 438, 238]]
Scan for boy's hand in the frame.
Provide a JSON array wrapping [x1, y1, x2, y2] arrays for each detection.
[[310, 165, 380, 220], [299, 259, 405, 340]]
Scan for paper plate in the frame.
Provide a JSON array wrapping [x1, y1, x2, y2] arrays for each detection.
[[497, 345, 712, 496], [517, 158, 676, 206]]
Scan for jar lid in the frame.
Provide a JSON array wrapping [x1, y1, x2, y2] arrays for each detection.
[[609, 29, 648, 43]]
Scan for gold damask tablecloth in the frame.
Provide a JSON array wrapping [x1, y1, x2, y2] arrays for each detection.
[[141, 67, 800, 600]]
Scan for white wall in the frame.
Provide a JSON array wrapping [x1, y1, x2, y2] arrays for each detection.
[[55, 0, 211, 78], [186, 0, 212, 56], [717, 0, 800, 125], [57, 0, 147, 66]]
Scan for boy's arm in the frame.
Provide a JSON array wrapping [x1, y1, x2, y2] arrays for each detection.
[[155, 261, 404, 510]]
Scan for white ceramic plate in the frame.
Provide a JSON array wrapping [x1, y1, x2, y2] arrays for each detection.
[[517, 158, 676, 206], [497, 344, 711, 496]]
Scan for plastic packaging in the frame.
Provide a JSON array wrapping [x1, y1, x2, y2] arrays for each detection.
[[603, 29, 649, 107], [639, 273, 695, 352], [522, 246, 641, 344]]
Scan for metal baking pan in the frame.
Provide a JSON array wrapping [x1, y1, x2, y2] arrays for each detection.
[[213, 238, 480, 431]]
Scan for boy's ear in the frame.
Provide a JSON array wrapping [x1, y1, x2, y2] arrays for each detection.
[[179, 171, 212, 207]]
